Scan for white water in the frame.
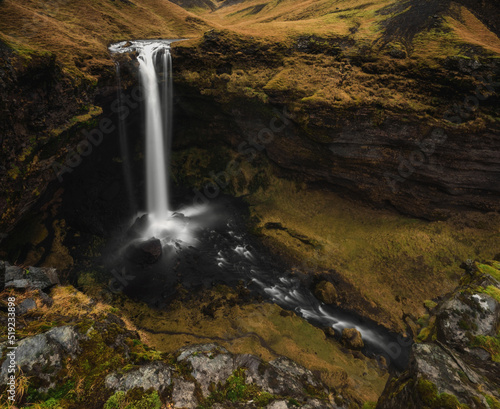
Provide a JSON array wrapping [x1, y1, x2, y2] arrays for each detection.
[[138, 43, 171, 222], [109, 41, 410, 369]]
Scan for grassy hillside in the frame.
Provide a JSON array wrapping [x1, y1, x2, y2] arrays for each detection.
[[0, 0, 213, 78], [192, 0, 500, 56]]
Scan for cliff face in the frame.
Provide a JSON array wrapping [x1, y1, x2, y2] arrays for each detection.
[[172, 31, 500, 220], [0, 40, 98, 230], [376, 261, 500, 408]]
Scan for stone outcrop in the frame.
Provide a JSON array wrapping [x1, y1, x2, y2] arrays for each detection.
[[105, 343, 350, 408], [1, 261, 59, 291], [376, 261, 500, 408], [172, 35, 500, 221], [0, 326, 81, 388], [105, 361, 172, 393]]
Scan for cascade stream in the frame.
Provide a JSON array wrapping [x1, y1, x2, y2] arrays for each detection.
[[109, 39, 411, 371]]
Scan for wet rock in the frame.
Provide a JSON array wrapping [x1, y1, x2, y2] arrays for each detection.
[[16, 298, 37, 315], [125, 238, 162, 265], [324, 327, 337, 338], [314, 281, 337, 305], [127, 214, 150, 238], [341, 328, 364, 350], [172, 379, 198, 409], [105, 362, 172, 392], [2, 262, 59, 291]]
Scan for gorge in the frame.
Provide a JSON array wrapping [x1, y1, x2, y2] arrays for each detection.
[[0, 0, 499, 408]]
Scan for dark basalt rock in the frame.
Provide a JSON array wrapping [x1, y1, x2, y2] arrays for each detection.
[[124, 238, 163, 265], [127, 214, 150, 239], [1, 261, 59, 291]]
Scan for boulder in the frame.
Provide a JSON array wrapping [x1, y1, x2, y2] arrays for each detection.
[[376, 263, 500, 409], [176, 344, 334, 403], [0, 325, 80, 386], [105, 362, 172, 393], [435, 276, 500, 351], [125, 238, 162, 264], [177, 344, 234, 397], [314, 281, 337, 305], [341, 328, 364, 350], [16, 298, 37, 315], [172, 379, 198, 409], [376, 343, 496, 409], [2, 262, 59, 291]]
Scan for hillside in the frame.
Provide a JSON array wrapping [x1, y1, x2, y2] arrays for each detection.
[[0, 2, 499, 407]]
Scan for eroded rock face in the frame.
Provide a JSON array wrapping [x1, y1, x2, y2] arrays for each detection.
[[376, 262, 500, 408], [102, 343, 347, 408], [436, 287, 499, 351]]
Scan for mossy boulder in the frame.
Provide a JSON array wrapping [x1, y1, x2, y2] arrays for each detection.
[[314, 281, 338, 305], [341, 328, 364, 350], [376, 262, 500, 409]]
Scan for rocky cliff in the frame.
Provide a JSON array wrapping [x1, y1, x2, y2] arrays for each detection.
[[376, 260, 500, 408]]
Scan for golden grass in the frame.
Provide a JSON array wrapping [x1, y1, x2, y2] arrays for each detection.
[[200, 0, 393, 41], [245, 177, 500, 331], [0, 0, 211, 77], [447, 5, 500, 55], [116, 289, 388, 403]]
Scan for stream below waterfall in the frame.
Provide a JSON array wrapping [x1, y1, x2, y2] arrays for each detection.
[[107, 39, 412, 373]]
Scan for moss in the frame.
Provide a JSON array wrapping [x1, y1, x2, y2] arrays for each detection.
[[127, 339, 164, 363], [476, 263, 500, 282], [304, 382, 329, 400], [484, 394, 500, 409], [416, 314, 430, 326], [416, 378, 470, 409], [470, 335, 500, 362], [104, 390, 162, 409], [205, 368, 278, 407], [27, 381, 75, 406], [424, 300, 438, 310], [477, 286, 500, 304]]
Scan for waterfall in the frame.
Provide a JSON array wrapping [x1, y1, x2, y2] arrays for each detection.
[[138, 43, 172, 222], [111, 39, 194, 241], [115, 63, 136, 214]]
